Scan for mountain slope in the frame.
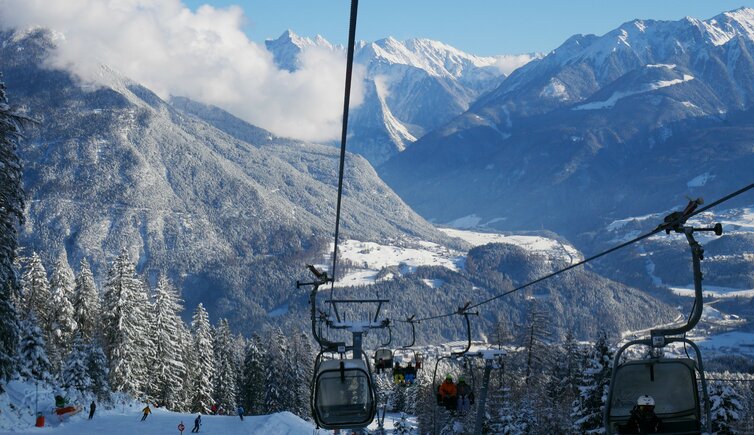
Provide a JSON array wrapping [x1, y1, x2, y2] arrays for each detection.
[[379, 9, 754, 237], [265, 31, 533, 165], [1, 27, 446, 330]]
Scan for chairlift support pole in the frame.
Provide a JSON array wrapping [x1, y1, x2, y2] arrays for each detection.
[[474, 352, 504, 435]]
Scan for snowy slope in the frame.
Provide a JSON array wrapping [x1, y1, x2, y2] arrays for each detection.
[[323, 228, 582, 287]]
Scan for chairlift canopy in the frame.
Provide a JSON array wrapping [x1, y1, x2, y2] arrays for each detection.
[[606, 358, 701, 435], [313, 359, 376, 430]]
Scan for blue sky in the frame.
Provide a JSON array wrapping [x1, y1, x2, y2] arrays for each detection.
[[184, 0, 754, 55]]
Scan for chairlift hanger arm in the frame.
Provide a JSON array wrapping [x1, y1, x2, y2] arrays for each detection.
[[402, 316, 417, 349], [651, 223, 722, 342], [452, 303, 479, 357]]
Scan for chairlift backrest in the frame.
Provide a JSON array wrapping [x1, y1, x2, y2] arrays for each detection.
[[606, 358, 701, 435], [313, 359, 376, 430], [374, 348, 393, 370]]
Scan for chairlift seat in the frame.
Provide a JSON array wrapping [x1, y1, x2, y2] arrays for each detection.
[[374, 348, 393, 370], [313, 359, 376, 430], [607, 358, 701, 435]]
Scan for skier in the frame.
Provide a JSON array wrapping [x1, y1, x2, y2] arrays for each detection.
[[191, 414, 202, 433], [393, 363, 405, 384], [140, 404, 151, 421], [88, 401, 96, 420], [437, 375, 457, 410], [456, 377, 474, 414], [623, 395, 662, 433], [237, 405, 244, 421], [404, 362, 417, 384]]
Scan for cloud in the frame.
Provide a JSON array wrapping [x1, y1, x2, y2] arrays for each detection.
[[0, 0, 363, 142], [493, 53, 543, 76]]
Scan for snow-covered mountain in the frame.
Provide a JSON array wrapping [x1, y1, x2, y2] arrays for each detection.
[[265, 31, 537, 165], [0, 26, 684, 343], [0, 27, 449, 331], [380, 8, 754, 238]]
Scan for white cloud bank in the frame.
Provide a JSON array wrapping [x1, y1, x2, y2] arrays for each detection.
[[0, 0, 363, 142]]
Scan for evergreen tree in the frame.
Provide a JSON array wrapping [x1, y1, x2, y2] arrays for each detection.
[[17, 314, 51, 382], [190, 303, 214, 414], [178, 324, 197, 412], [262, 327, 289, 414], [709, 379, 744, 434], [240, 334, 265, 415], [135, 276, 156, 400], [289, 331, 314, 418], [572, 332, 613, 434], [213, 319, 238, 414], [61, 333, 91, 391], [20, 253, 50, 325], [86, 342, 110, 402], [72, 258, 100, 342], [102, 249, 149, 397], [545, 331, 583, 432], [0, 77, 24, 390], [152, 274, 185, 409], [48, 254, 78, 372]]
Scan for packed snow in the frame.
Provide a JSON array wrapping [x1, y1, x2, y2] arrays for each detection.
[[439, 227, 582, 263], [573, 74, 694, 110], [319, 228, 583, 287], [669, 284, 754, 299]]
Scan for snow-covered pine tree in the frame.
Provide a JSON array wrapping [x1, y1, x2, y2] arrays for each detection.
[[102, 249, 150, 397], [17, 313, 51, 382], [262, 327, 290, 414], [240, 334, 265, 415], [20, 252, 50, 325], [709, 378, 744, 434], [519, 302, 552, 386], [231, 333, 246, 408], [48, 254, 78, 372], [289, 331, 314, 418], [572, 332, 613, 434], [190, 303, 214, 414], [61, 333, 91, 392], [176, 323, 196, 412], [0, 76, 24, 390], [212, 319, 238, 414], [73, 258, 101, 343], [86, 341, 110, 402], [152, 274, 185, 409], [136, 276, 156, 400], [545, 331, 583, 432]]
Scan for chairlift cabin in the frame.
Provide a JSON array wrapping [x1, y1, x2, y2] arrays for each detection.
[[312, 358, 377, 430], [604, 218, 720, 434], [606, 358, 702, 434]]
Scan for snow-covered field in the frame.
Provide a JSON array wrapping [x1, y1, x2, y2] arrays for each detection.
[[0, 408, 316, 435], [0, 379, 417, 435], [669, 284, 754, 298], [318, 228, 583, 288]]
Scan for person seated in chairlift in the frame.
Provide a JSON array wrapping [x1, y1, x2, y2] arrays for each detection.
[[403, 362, 416, 384], [623, 395, 662, 434], [393, 362, 405, 384], [456, 377, 474, 414], [437, 375, 457, 410]]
